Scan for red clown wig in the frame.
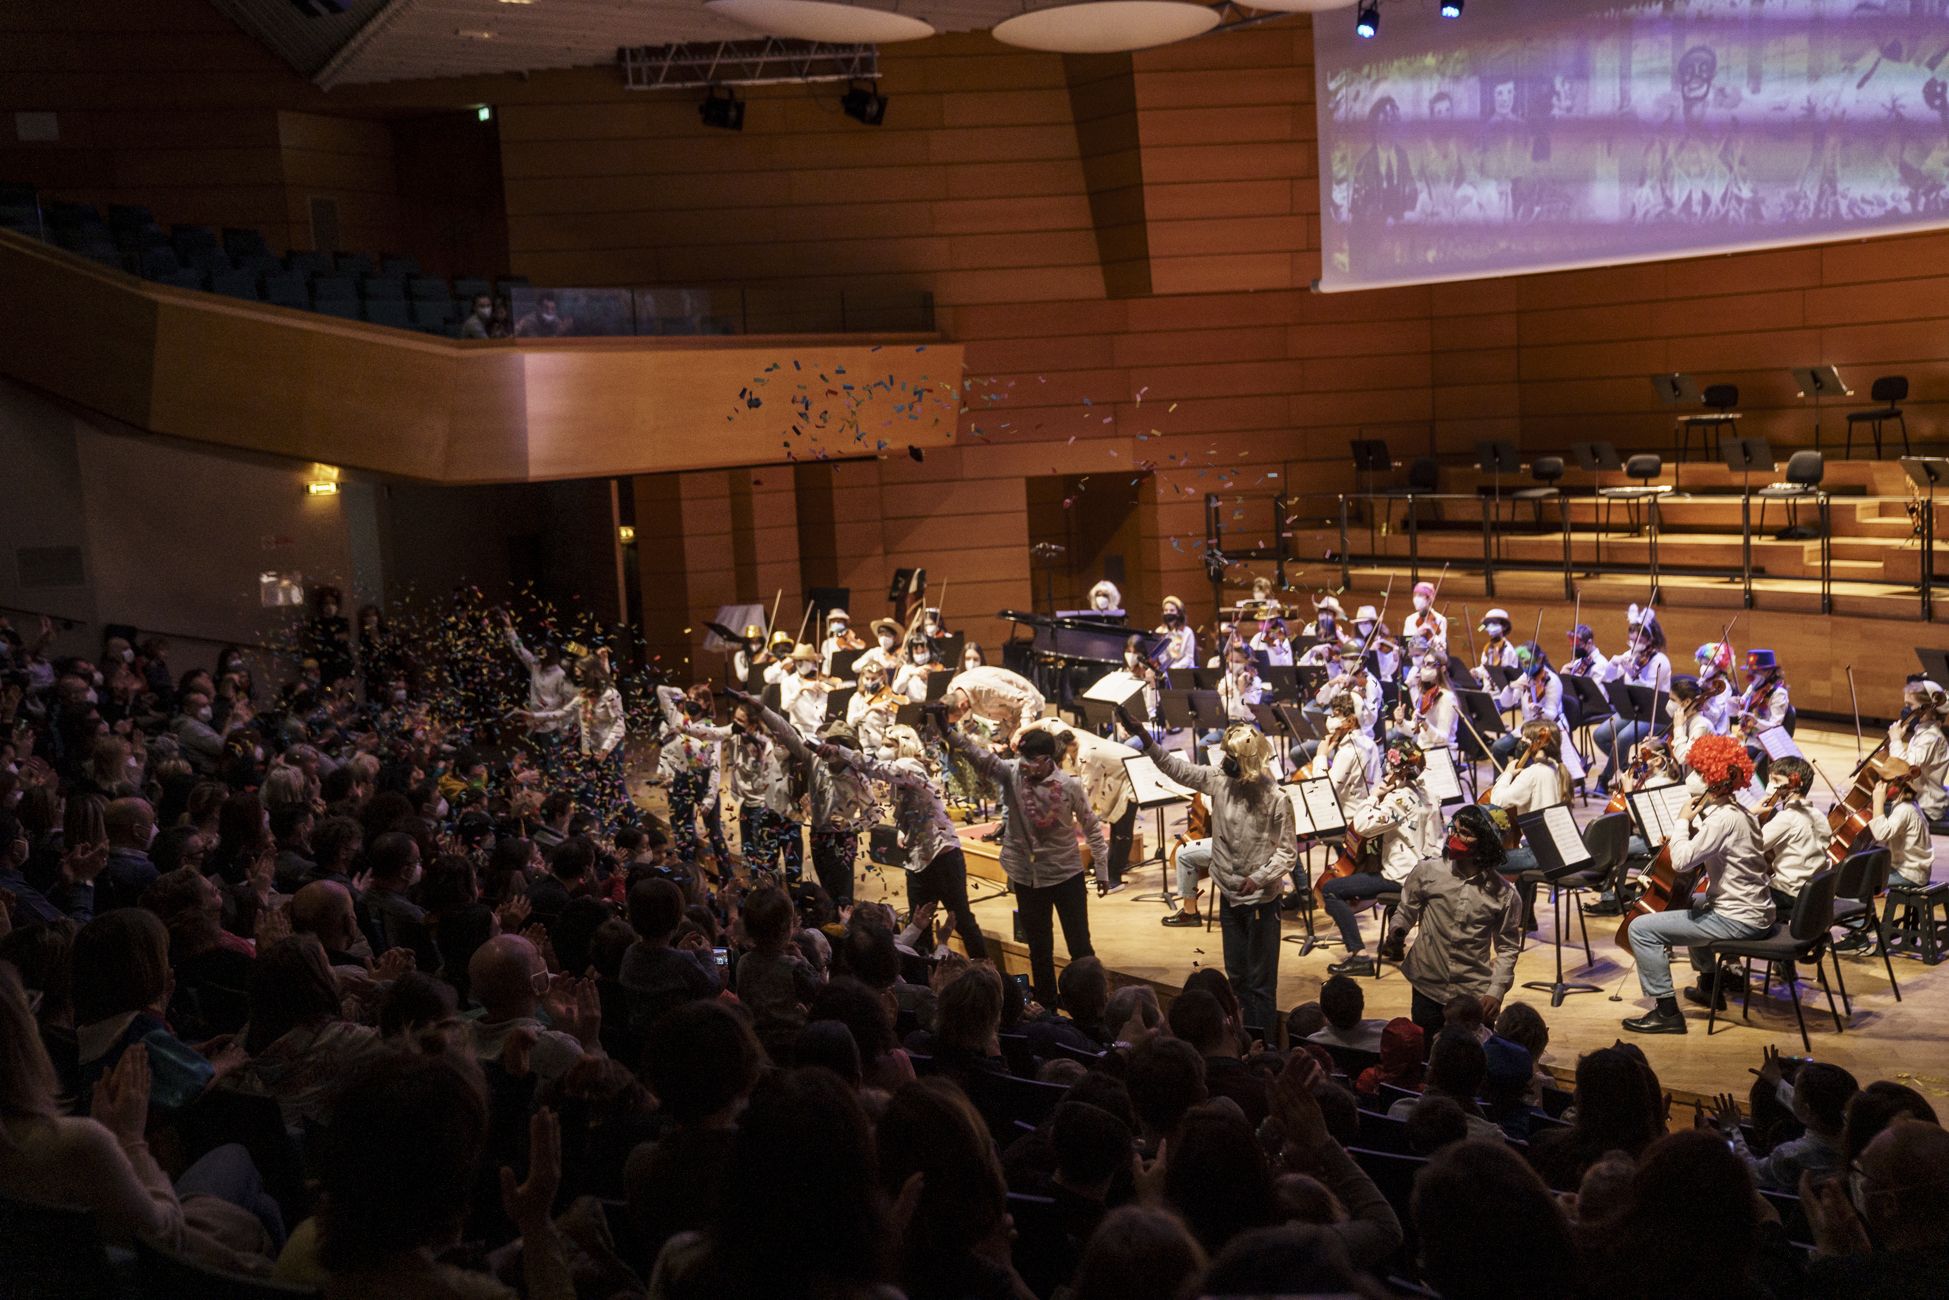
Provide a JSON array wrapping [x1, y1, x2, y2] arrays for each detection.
[[1686, 733, 1754, 795]]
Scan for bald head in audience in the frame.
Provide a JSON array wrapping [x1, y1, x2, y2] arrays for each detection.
[[292, 880, 360, 958], [1857, 1119, 1949, 1251], [470, 934, 545, 1022], [103, 797, 155, 849]]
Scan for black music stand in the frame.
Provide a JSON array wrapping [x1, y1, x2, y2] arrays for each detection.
[[1189, 690, 1227, 736], [1721, 435, 1774, 498], [1352, 440, 1393, 554], [1122, 753, 1192, 905], [1282, 779, 1348, 957], [1477, 440, 1521, 547], [1262, 666, 1300, 700], [1563, 673, 1613, 763], [1791, 365, 1851, 451], [1901, 458, 1949, 618], [1515, 806, 1605, 1006]]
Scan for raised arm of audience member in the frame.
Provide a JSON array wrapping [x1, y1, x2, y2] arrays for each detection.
[[1267, 1054, 1404, 1269]]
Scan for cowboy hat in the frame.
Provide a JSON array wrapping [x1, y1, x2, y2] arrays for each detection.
[[870, 618, 902, 641], [769, 630, 795, 651], [826, 608, 851, 624], [741, 623, 765, 641], [1313, 595, 1349, 620], [1353, 605, 1380, 623], [1479, 607, 1511, 629], [790, 643, 822, 663]]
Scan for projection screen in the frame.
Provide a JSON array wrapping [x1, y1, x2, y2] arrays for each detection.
[[1313, 0, 1949, 291]]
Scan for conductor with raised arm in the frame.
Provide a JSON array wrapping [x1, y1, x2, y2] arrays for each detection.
[[936, 705, 1105, 1006], [1120, 705, 1295, 1031]]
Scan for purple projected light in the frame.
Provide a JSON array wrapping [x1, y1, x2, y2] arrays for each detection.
[[1314, 0, 1949, 291]]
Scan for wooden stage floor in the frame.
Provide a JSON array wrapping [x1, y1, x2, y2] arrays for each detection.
[[835, 722, 1949, 1106]]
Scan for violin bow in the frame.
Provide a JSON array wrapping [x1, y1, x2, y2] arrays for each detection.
[[1847, 664, 1863, 762], [1462, 603, 1480, 666], [764, 588, 783, 643]]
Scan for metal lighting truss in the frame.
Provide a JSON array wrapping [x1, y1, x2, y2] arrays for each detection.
[[619, 39, 879, 90]]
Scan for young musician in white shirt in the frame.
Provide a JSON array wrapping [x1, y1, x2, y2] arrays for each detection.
[[1889, 679, 1949, 824], [1324, 741, 1441, 978], [1393, 651, 1458, 751], [1623, 734, 1775, 1035], [1592, 613, 1673, 794], [1757, 757, 1827, 911]]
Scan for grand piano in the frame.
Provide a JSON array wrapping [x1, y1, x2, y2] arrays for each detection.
[[996, 610, 1165, 709]]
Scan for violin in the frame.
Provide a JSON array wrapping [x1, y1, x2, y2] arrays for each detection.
[[1615, 792, 1710, 952]]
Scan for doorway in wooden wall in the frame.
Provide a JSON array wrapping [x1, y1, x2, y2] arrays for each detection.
[[1025, 472, 1147, 616]]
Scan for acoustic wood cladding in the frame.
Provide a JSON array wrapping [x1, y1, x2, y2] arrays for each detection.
[[0, 233, 962, 484], [275, 111, 401, 254]]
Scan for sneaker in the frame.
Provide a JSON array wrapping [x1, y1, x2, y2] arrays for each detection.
[[1328, 955, 1378, 977], [1160, 911, 1202, 927], [1098, 881, 1127, 897], [1622, 1010, 1688, 1035]]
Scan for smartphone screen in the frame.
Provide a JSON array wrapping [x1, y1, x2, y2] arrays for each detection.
[[712, 947, 729, 968]]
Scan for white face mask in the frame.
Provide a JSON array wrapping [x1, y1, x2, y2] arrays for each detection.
[[912, 649, 930, 664], [879, 634, 897, 650], [1125, 652, 1142, 668], [1684, 772, 1709, 798], [1419, 668, 1437, 684], [1413, 595, 1429, 612], [798, 661, 817, 676], [830, 622, 847, 635], [1486, 624, 1507, 638], [963, 653, 980, 669], [877, 745, 898, 763], [1357, 622, 1374, 636], [1094, 595, 1111, 610], [196, 705, 214, 723]]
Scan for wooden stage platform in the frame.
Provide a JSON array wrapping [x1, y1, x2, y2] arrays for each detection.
[[841, 721, 1949, 1107]]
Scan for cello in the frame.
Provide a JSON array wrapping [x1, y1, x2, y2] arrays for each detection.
[[1614, 806, 1705, 954]]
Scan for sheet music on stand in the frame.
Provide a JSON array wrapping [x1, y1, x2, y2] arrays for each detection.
[[1516, 804, 1593, 872], [1083, 671, 1149, 711], [1628, 781, 1691, 849], [1283, 785, 1316, 837], [1421, 746, 1465, 805], [1123, 754, 1196, 808], [1297, 777, 1346, 836], [1757, 727, 1802, 760]]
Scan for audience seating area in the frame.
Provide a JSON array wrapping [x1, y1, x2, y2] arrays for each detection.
[[0, 182, 520, 338]]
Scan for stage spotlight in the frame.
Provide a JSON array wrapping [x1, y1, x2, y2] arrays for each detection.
[[1355, 3, 1378, 37], [699, 86, 745, 131], [840, 79, 887, 126], [1439, 0, 1462, 16]]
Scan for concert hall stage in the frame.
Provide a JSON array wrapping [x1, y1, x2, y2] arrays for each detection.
[[848, 721, 1949, 1106]]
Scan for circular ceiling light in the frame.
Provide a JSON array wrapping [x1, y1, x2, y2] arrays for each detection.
[[1229, 0, 1353, 11], [991, 0, 1219, 52], [705, 0, 936, 42]]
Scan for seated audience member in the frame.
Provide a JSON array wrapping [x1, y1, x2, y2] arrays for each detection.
[[1353, 1017, 1424, 1098], [1493, 1000, 1553, 1104], [1529, 1045, 1667, 1192], [1013, 1101, 1131, 1297], [376, 970, 461, 1045], [0, 808, 99, 927], [1069, 1205, 1207, 1300], [98, 796, 159, 912], [1588, 1130, 1790, 1300], [302, 814, 363, 890], [1200, 1224, 1378, 1300], [618, 876, 719, 1012], [1412, 1140, 1581, 1300], [1105, 982, 1163, 1043], [733, 884, 822, 1062], [282, 1051, 574, 1298], [1479, 1035, 1537, 1141], [1309, 973, 1384, 1053], [1405, 1094, 1471, 1155], [1025, 954, 1113, 1054], [1804, 1118, 1949, 1295], [1168, 987, 1269, 1127], [1126, 1036, 1209, 1155], [1842, 1080, 1939, 1164], [528, 835, 595, 926], [624, 1000, 764, 1272], [0, 965, 284, 1265], [808, 975, 914, 1092], [360, 830, 426, 954], [879, 1079, 1028, 1300], [1286, 1001, 1327, 1041], [1387, 1029, 1502, 1142], [1707, 1058, 1857, 1192], [231, 935, 386, 1128], [916, 965, 1010, 1087], [1165, 1103, 1278, 1255], [71, 908, 221, 1111], [648, 1068, 895, 1300], [467, 934, 601, 1082]]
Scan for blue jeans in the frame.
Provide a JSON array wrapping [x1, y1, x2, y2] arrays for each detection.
[[177, 1142, 287, 1250], [1176, 837, 1211, 905], [1221, 897, 1283, 1031], [1490, 731, 1525, 765], [1321, 871, 1391, 953], [1629, 906, 1771, 1000], [667, 769, 730, 864]]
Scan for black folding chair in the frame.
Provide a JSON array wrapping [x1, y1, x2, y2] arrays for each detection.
[[1698, 868, 1845, 1053]]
